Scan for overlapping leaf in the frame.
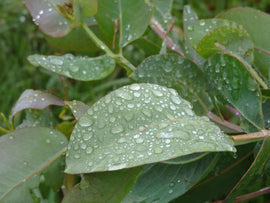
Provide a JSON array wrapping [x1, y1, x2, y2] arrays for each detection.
[[151, 0, 173, 28], [95, 0, 151, 47], [205, 53, 263, 130], [0, 127, 67, 201], [12, 89, 65, 117], [65, 83, 235, 174], [27, 54, 115, 81], [62, 167, 143, 203], [24, 0, 72, 37], [65, 100, 89, 120], [130, 54, 209, 115]]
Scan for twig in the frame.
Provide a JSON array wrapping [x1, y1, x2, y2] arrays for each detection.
[[150, 19, 185, 56], [232, 130, 270, 142], [234, 187, 270, 202]]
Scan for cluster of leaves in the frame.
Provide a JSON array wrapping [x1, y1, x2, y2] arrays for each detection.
[[1, 0, 270, 202]]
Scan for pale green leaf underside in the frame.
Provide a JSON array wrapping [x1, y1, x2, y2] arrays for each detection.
[[65, 100, 89, 120], [27, 54, 115, 81], [65, 84, 235, 174], [12, 89, 65, 117], [0, 127, 67, 201]]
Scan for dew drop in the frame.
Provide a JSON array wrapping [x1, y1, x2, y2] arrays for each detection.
[[141, 109, 152, 117], [50, 58, 63, 65], [111, 125, 124, 134], [130, 84, 141, 90], [81, 143, 87, 149], [135, 137, 144, 144], [79, 117, 94, 127], [116, 91, 133, 100], [124, 112, 134, 121], [46, 139, 51, 143], [171, 96, 181, 104], [154, 147, 163, 154], [74, 154, 80, 159], [109, 163, 127, 171], [152, 90, 163, 97], [168, 189, 173, 194], [86, 147, 93, 154], [83, 132, 93, 141]]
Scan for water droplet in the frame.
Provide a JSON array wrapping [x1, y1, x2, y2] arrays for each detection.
[[83, 132, 93, 141], [9, 135, 14, 140], [124, 112, 134, 121], [135, 137, 144, 143], [81, 143, 87, 149], [199, 20, 205, 26], [116, 91, 133, 100], [154, 147, 163, 154], [142, 109, 152, 117], [46, 139, 51, 143], [130, 84, 141, 90], [168, 189, 173, 194], [79, 117, 94, 127], [152, 90, 163, 97], [111, 125, 124, 134], [71, 66, 79, 72], [171, 96, 181, 104], [50, 58, 63, 65], [86, 147, 93, 154], [74, 154, 80, 159], [187, 26, 193, 31], [109, 163, 127, 171], [118, 137, 127, 143]]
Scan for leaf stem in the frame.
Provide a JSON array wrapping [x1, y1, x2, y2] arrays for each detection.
[[82, 22, 136, 74], [232, 130, 270, 145], [0, 126, 9, 134], [1, 113, 11, 130]]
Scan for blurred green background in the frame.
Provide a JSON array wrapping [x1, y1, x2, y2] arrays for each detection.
[[1, 0, 270, 124]]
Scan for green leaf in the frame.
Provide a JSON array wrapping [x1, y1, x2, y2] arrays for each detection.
[[130, 54, 209, 115], [196, 25, 254, 62], [219, 8, 270, 80], [162, 152, 208, 165], [0, 127, 67, 201], [225, 138, 270, 202], [151, 0, 173, 28], [65, 83, 235, 174], [123, 153, 218, 203], [205, 53, 264, 130], [65, 100, 89, 120], [62, 167, 143, 203], [11, 89, 65, 117], [24, 0, 72, 37], [78, 0, 97, 18], [95, 0, 151, 47], [27, 54, 116, 81]]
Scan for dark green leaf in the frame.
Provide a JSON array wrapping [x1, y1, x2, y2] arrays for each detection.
[[79, 0, 97, 18], [162, 152, 208, 165], [24, 0, 72, 37], [11, 89, 65, 117], [27, 54, 116, 81], [130, 54, 209, 115], [65, 100, 89, 120], [205, 53, 263, 130], [122, 153, 218, 203], [0, 127, 67, 201], [65, 83, 235, 174], [62, 167, 143, 203], [225, 138, 270, 202]]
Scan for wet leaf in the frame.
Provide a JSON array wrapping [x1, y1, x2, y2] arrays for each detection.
[[205, 53, 264, 130], [11, 89, 65, 117], [196, 25, 254, 62], [122, 153, 218, 203], [151, 0, 173, 28], [65, 83, 235, 174], [95, 0, 151, 47], [130, 54, 209, 115], [225, 138, 270, 202], [27, 54, 115, 81], [0, 127, 67, 201], [219, 7, 270, 80], [62, 167, 143, 203], [65, 100, 89, 120], [162, 152, 208, 165], [24, 0, 72, 37]]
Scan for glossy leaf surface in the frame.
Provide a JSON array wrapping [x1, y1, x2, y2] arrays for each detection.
[[27, 54, 115, 81], [130, 54, 208, 115], [65, 83, 235, 174], [219, 7, 270, 80], [123, 153, 217, 203], [95, 0, 151, 47], [24, 0, 71, 37], [151, 0, 173, 28], [65, 100, 89, 120], [63, 167, 143, 203], [205, 53, 263, 130], [12, 89, 65, 117], [0, 127, 67, 201]]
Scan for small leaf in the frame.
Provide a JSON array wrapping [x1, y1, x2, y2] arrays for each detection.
[[65, 83, 235, 174], [205, 53, 264, 130], [130, 54, 209, 115], [0, 127, 67, 201], [62, 167, 143, 203], [79, 0, 97, 18], [24, 0, 72, 37], [151, 0, 173, 28], [27, 54, 116, 81], [12, 89, 65, 117], [123, 153, 217, 203], [196, 25, 254, 62], [219, 7, 270, 80], [225, 138, 270, 202], [65, 100, 89, 120]]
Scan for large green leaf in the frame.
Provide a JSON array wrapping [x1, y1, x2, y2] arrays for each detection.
[[0, 127, 67, 201], [27, 54, 116, 81], [95, 0, 151, 47], [62, 167, 143, 203], [130, 54, 209, 115], [65, 83, 235, 174], [225, 138, 270, 202], [122, 153, 218, 203], [205, 53, 264, 130], [11, 89, 65, 117], [219, 7, 270, 80], [24, 0, 72, 37]]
